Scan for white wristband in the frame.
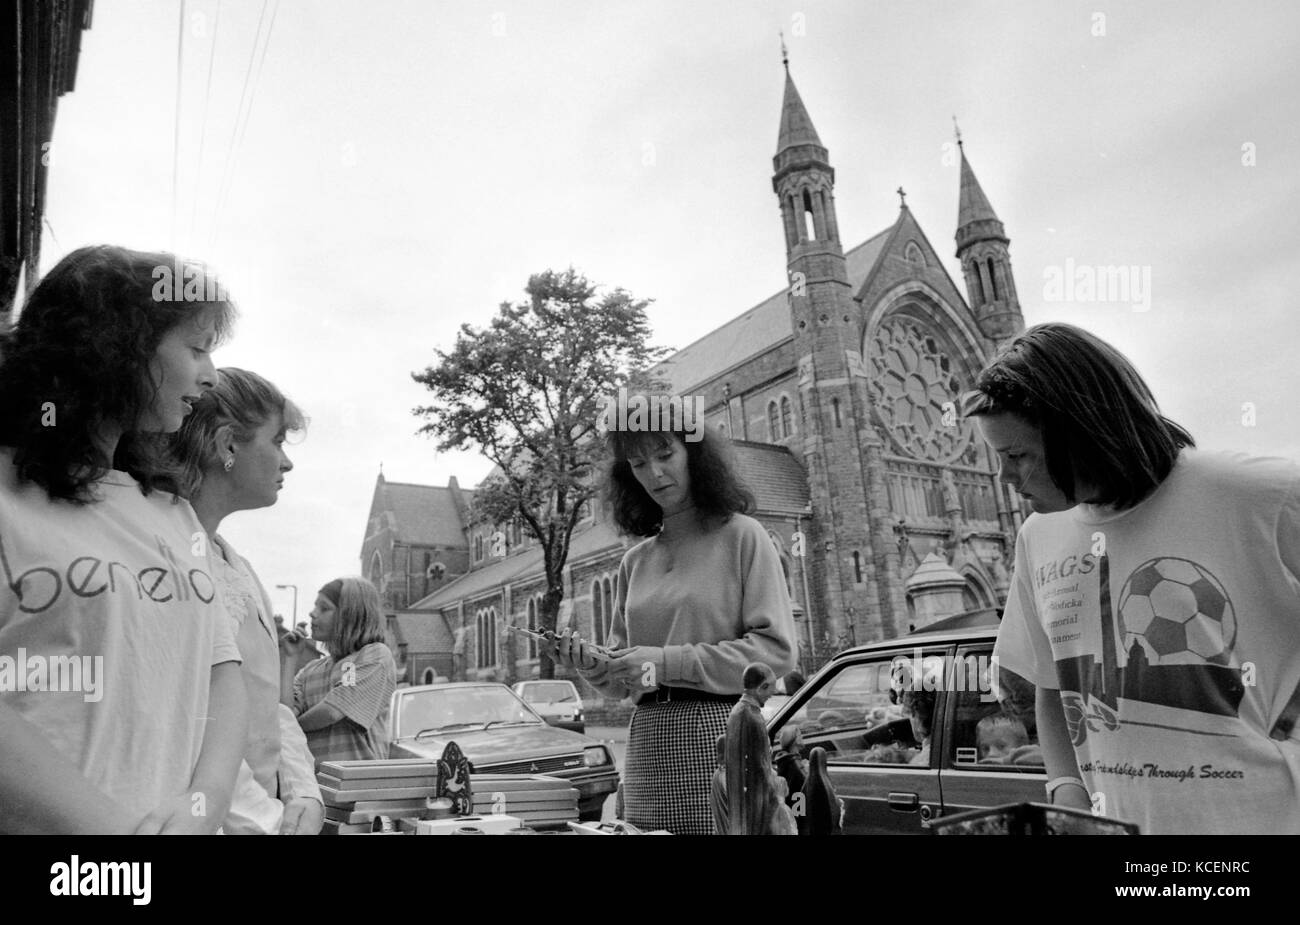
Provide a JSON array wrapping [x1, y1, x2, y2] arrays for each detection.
[[1045, 777, 1087, 801]]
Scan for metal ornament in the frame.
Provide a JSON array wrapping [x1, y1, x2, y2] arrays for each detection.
[[436, 741, 474, 816]]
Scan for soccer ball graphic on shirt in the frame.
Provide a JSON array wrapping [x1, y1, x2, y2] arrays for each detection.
[[1116, 557, 1237, 667]]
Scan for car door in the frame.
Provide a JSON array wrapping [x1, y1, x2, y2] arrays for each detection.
[[935, 643, 1047, 818], [770, 647, 950, 834]]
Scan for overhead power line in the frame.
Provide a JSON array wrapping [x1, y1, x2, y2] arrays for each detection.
[[189, 0, 224, 248], [171, 0, 187, 247], [208, 0, 279, 248]]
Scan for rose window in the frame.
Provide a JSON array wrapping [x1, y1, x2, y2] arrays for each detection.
[[867, 318, 973, 462]]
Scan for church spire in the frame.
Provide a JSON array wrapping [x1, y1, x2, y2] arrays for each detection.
[[955, 142, 1005, 248], [772, 59, 836, 253], [776, 64, 824, 154], [953, 138, 1022, 346]]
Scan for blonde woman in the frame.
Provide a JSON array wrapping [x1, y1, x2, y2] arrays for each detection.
[[280, 578, 397, 766], [172, 367, 324, 834]]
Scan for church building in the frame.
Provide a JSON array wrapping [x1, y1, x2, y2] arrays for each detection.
[[363, 58, 1030, 697]]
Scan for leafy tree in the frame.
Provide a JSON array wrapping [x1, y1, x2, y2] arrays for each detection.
[[413, 268, 668, 678]]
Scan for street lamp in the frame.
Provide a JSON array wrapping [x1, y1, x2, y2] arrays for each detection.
[[275, 584, 299, 633]]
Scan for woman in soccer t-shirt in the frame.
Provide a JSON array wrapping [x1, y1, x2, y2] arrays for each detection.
[[964, 322, 1300, 835]]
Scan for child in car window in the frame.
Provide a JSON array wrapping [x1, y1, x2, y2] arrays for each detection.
[[899, 687, 936, 766], [977, 713, 1029, 764], [773, 725, 807, 809]]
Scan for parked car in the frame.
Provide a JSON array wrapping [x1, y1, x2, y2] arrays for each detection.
[[766, 610, 1046, 834], [386, 682, 618, 821], [512, 679, 585, 733]]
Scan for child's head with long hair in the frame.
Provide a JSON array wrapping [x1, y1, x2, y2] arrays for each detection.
[[962, 322, 1193, 510], [602, 394, 755, 537], [314, 576, 386, 661], [0, 244, 236, 502]]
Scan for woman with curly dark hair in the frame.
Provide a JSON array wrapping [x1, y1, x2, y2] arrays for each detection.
[[0, 245, 247, 834], [548, 398, 796, 834]]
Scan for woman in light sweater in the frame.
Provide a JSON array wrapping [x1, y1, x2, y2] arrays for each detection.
[[550, 408, 796, 834], [171, 367, 324, 834]]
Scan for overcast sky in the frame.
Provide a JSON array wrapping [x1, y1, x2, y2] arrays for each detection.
[[37, 0, 1300, 624]]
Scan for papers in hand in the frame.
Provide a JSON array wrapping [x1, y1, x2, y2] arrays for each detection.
[[507, 625, 614, 665]]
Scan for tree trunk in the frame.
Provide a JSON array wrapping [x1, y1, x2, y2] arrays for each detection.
[[538, 583, 565, 681]]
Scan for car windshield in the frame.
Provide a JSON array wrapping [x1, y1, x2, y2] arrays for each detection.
[[520, 682, 577, 703], [396, 686, 542, 738]]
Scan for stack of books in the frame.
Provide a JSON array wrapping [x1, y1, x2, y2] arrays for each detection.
[[318, 759, 439, 834], [316, 760, 583, 833], [470, 774, 581, 829]]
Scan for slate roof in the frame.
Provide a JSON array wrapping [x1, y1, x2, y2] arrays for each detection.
[[391, 611, 455, 653], [381, 478, 467, 547], [409, 518, 627, 611], [732, 441, 810, 513], [656, 228, 893, 394]]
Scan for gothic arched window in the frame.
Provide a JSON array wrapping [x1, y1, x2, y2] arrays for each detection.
[[475, 608, 496, 668], [474, 609, 484, 667], [768, 401, 780, 441], [780, 395, 794, 437], [802, 189, 817, 241], [602, 577, 613, 641]]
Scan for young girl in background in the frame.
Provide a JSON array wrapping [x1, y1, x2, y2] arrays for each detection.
[[281, 577, 396, 766]]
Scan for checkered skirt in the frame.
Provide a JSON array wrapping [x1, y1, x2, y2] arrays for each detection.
[[623, 699, 730, 835]]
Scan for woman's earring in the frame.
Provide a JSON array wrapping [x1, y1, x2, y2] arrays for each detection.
[[223, 456, 235, 472]]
